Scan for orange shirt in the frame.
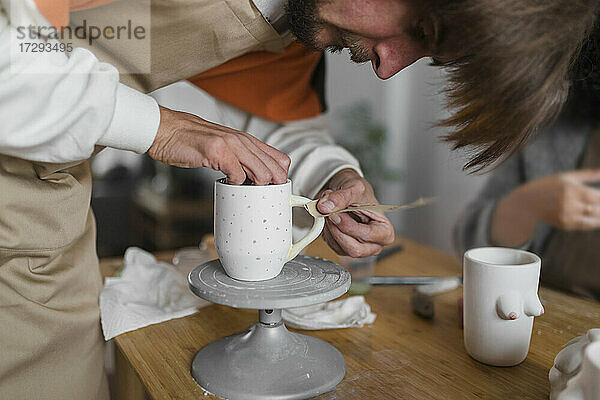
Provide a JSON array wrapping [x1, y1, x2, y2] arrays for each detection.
[[34, 0, 116, 28], [188, 42, 325, 122]]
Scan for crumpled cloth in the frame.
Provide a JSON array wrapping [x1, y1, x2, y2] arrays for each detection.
[[282, 295, 376, 330], [100, 247, 209, 340], [100, 248, 376, 339]]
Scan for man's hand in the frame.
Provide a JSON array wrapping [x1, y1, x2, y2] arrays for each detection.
[[316, 169, 395, 257], [147, 107, 291, 185]]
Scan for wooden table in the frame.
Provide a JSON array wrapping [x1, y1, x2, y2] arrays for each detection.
[[101, 237, 600, 399]]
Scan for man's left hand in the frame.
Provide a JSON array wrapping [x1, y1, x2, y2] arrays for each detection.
[[316, 169, 395, 257]]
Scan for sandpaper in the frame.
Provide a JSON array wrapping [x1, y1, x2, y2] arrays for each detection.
[[303, 197, 436, 218]]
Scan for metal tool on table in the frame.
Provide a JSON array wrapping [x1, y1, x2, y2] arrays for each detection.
[[366, 255, 463, 320], [367, 276, 462, 286], [365, 275, 462, 319], [369, 274, 463, 320], [188, 255, 351, 400], [345, 240, 461, 319]]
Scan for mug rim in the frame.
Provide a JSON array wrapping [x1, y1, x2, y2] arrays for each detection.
[[464, 246, 540, 267], [215, 178, 291, 187]]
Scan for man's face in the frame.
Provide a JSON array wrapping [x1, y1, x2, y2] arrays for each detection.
[[286, 0, 434, 79]]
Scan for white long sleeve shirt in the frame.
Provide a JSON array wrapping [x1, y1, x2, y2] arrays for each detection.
[[150, 81, 362, 199], [149, 80, 363, 240], [2, 0, 362, 200], [0, 0, 159, 163]]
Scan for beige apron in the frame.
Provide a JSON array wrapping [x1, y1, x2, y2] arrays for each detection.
[[543, 126, 600, 300], [1, 1, 289, 398], [67, 0, 294, 93], [0, 157, 109, 399]]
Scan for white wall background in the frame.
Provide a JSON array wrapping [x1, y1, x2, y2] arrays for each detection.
[[325, 53, 490, 255]]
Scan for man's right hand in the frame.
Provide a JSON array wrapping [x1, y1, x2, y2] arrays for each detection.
[[147, 106, 291, 185]]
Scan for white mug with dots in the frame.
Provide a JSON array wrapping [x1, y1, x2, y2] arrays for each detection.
[[214, 179, 325, 281]]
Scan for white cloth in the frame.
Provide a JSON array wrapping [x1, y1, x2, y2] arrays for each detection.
[[100, 247, 375, 339], [0, 0, 159, 163], [100, 247, 209, 340], [282, 296, 376, 330]]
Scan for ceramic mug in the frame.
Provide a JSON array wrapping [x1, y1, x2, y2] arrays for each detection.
[[214, 179, 325, 281], [555, 341, 600, 400], [549, 329, 600, 400], [463, 247, 545, 366]]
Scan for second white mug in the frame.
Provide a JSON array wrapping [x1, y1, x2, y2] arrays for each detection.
[[463, 247, 545, 366]]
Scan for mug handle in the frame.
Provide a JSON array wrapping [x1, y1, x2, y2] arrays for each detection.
[[287, 195, 326, 261]]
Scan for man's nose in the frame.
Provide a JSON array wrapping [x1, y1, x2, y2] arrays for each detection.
[[372, 40, 426, 79]]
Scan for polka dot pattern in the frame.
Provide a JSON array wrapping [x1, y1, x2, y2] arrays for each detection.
[[214, 179, 294, 280]]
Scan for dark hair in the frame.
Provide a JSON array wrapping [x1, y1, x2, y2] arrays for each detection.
[[427, 0, 599, 170], [563, 14, 600, 124]]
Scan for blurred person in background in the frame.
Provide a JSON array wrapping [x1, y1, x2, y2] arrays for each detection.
[[455, 20, 600, 300]]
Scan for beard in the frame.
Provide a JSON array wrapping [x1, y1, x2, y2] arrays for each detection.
[[284, 0, 322, 50], [285, 0, 371, 64]]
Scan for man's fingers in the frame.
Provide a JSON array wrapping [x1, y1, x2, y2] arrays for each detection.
[[318, 189, 334, 199], [217, 149, 247, 185], [354, 210, 389, 223], [155, 112, 290, 186], [321, 223, 348, 256], [317, 187, 358, 214], [238, 156, 273, 185], [348, 211, 370, 224], [215, 126, 288, 170], [329, 213, 394, 245], [243, 133, 291, 172], [235, 136, 288, 184], [226, 138, 280, 185], [331, 214, 373, 242], [326, 220, 383, 258], [317, 178, 369, 214]]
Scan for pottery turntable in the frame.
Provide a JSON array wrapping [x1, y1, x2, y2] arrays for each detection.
[[188, 254, 351, 400]]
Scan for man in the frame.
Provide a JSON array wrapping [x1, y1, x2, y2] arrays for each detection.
[[0, 0, 597, 399]]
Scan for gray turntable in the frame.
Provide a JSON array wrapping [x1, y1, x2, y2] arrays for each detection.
[[188, 255, 351, 400]]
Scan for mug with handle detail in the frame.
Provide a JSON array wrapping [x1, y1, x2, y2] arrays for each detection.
[[215, 179, 325, 281]]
